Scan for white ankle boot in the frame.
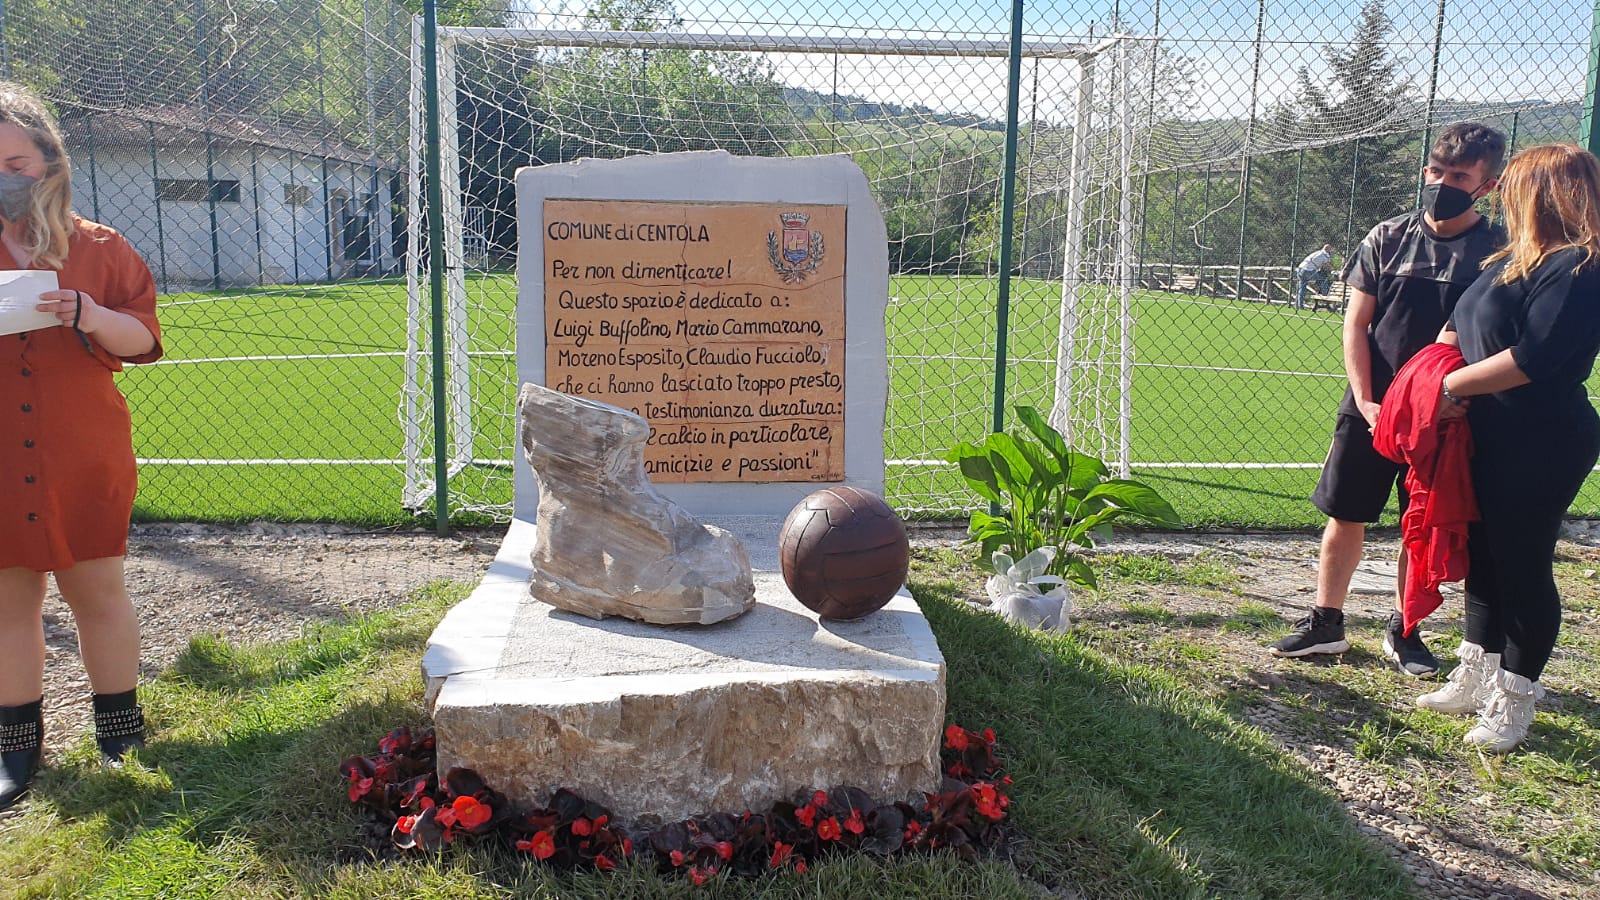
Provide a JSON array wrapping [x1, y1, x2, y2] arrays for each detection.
[[1465, 668, 1545, 753], [1417, 641, 1499, 715]]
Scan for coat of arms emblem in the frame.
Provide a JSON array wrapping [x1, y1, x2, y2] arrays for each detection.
[[767, 212, 824, 284]]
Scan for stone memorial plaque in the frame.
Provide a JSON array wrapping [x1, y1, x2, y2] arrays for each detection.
[[543, 199, 846, 482]]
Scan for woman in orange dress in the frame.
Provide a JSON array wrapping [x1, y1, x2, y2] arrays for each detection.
[[0, 82, 162, 809]]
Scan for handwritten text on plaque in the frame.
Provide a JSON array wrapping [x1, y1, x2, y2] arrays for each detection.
[[543, 199, 846, 482]]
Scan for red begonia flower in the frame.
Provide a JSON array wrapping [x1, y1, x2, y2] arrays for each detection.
[[844, 809, 865, 835], [770, 841, 794, 869], [795, 804, 816, 828], [816, 817, 841, 841], [689, 866, 710, 886], [517, 830, 556, 859], [944, 724, 969, 751], [452, 795, 492, 830], [594, 853, 617, 872], [571, 816, 594, 836]]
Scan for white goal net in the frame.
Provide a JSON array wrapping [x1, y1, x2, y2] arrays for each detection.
[[401, 22, 1139, 519]]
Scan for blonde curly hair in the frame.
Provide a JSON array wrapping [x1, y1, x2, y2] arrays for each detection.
[[0, 81, 74, 269]]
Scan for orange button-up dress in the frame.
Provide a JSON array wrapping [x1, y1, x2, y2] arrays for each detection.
[[0, 218, 162, 572]]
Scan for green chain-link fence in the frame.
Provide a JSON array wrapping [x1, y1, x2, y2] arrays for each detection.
[[2, 0, 1596, 527]]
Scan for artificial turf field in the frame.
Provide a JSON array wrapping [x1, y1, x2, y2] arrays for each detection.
[[121, 273, 1600, 527]]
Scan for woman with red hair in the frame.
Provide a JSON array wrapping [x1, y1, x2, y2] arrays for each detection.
[[1420, 143, 1600, 752]]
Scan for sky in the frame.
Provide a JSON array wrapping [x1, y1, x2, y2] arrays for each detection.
[[508, 0, 1594, 123]]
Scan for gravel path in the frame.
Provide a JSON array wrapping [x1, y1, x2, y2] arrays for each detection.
[[36, 522, 503, 753]]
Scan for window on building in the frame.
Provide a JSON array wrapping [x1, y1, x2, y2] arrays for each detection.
[[155, 178, 240, 203], [283, 183, 313, 207]]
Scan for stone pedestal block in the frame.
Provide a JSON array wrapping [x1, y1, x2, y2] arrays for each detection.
[[424, 516, 945, 821]]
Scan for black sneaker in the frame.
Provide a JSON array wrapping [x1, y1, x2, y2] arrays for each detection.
[[1269, 606, 1350, 657], [1383, 612, 1440, 677]]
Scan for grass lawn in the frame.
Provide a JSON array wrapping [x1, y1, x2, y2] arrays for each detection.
[[122, 275, 1600, 527], [0, 559, 1424, 899]]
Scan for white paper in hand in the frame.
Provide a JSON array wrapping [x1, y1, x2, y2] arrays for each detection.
[[0, 269, 59, 337]]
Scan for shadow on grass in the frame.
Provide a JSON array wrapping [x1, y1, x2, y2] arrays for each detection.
[[910, 576, 1417, 900]]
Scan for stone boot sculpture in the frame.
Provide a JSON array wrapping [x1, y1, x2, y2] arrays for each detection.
[[519, 384, 755, 625]]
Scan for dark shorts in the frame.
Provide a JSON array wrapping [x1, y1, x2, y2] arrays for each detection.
[[1311, 414, 1409, 523]]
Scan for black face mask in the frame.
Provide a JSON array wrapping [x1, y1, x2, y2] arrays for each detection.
[[1422, 182, 1479, 221]]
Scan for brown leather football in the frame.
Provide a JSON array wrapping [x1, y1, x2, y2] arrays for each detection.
[[778, 486, 909, 620]]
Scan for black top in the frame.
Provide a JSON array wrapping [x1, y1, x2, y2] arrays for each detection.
[[1449, 246, 1600, 411], [1338, 211, 1505, 417]]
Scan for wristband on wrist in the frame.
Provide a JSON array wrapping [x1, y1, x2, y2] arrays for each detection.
[[1441, 378, 1466, 406]]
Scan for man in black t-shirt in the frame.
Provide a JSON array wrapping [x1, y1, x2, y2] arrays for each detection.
[[1269, 123, 1506, 676]]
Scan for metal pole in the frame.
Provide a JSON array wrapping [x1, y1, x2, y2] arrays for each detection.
[[148, 123, 169, 292], [1417, 0, 1449, 200], [290, 150, 301, 283], [195, 0, 222, 290], [1585, 0, 1600, 154], [1236, 0, 1264, 303], [317, 5, 334, 281], [1134, 0, 1161, 292], [990, 0, 1026, 436], [250, 144, 264, 284], [1289, 147, 1303, 287], [363, 0, 383, 273], [423, 0, 452, 534], [1344, 138, 1362, 259], [1117, 38, 1133, 477], [1168, 169, 1179, 278], [85, 113, 102, 223], [1198, 164, 1210, 281], [1048, 55, 1095, 436]]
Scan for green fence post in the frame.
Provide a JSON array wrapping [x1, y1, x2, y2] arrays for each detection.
[[422, 0, 452, 535], [194, 0, 223, 290], [85, 113, 102, 223], [990, 0, 1026, 437], [316, 4, 334, 282], [290, 150, 301, 283], [148, 122, 169, 293], [250, 144, 264, 284], [1584, 0, 1600, 155]]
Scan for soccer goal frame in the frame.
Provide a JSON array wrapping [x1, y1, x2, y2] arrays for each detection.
[[402, 22, 1136, 516]]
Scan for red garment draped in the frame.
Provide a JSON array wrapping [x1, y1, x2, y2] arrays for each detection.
[[1371, 342, 1477, 636]]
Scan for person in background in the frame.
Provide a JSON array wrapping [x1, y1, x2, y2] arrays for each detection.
[[1416, 143, 1600, 752], [1269, 123, 1506, 676], [1295, 243, 1336, 311], [0, 82, 162, 809]]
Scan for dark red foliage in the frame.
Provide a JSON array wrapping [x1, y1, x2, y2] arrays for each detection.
[[341, 721, 1013, 885]]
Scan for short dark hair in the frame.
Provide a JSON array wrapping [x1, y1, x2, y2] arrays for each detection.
[[1430, 122, 1507, 175]]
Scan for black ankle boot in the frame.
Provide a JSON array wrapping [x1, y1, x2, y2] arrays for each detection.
[[93, 689, 145, 766], [0, 698, 44, 811]]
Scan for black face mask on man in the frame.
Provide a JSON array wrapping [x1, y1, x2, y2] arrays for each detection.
[[1421, 181, 1480, 221]]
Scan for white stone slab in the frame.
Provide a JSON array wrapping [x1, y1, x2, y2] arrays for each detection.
[[424, 516, 945, 821]]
